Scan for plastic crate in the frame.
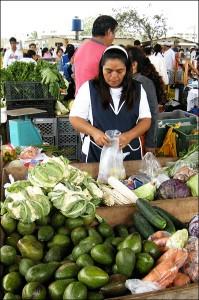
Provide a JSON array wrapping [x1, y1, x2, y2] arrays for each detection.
[[157, 110, 198, 148], [57, 117, 80, 160], [173, 124, 199, 157], [6, 99, 56, 118], [4, 81, 53, 100], [57, 117, 76, 135], [33, 118, 57, 146]]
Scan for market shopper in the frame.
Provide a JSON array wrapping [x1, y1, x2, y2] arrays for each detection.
[[73, 15, 118, 94], [162, 42, 176, 85], [3, 37, 23, 68], [20, 49, 38, 63], [69, 45, 151, 163]]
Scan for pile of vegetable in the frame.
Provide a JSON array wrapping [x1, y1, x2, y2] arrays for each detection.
[[103, 145, 199, 203], [0, 195, 198, 299], [0, 60, 68, 101], [55, 99, 74, 116], [1, 156, 103, 223]]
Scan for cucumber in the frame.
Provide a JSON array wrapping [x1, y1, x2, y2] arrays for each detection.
[[153, 207, 176, 234], [153, 206, 186, 230], [132, 211, 155, 239], [136, 198, 166, 229]]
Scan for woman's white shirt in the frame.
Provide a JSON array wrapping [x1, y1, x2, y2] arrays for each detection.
[[70, 81, 151, 123]]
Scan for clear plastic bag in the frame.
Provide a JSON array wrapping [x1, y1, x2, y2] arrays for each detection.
[[140, 152, 166, 180], [125, 279, 161, 294], [182, 237, 199, 282], [97, 130, 128, 183]]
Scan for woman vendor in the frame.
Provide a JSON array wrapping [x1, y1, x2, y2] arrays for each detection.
[[69, 45, 151, 162]]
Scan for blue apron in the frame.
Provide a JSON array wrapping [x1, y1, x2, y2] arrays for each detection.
[[81, 80, 142, 162]]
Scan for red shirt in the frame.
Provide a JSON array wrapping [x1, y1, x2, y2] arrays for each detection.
[[74, 39, 106, 94]]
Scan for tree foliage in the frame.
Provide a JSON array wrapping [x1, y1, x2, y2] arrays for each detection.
[[112, 6, 168, 41], [81, 16, 98, 36]]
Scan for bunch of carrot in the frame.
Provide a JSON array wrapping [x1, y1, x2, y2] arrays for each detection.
[[143, 248, 190, 288]]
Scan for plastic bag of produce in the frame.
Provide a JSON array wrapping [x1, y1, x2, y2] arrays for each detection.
[[166, 229, 189, 249], [139, 152, 162, 180], [164, 144, 199, 177], [98, 130, 127, 183], [173, 166, 197, 182], [182, 237, 199, 282], [188, 214, 199, 237]]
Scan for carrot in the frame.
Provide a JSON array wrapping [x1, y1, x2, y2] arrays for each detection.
[[173, 272, 190, 287], [149, 231, 171, 241], [158, 267, 178, 288], [175, 249, 188, 268], [157, 248, 188, 268], [143, 260, 174, 283]]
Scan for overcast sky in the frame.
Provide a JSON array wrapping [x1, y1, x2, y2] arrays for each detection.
[[1, 0, 198, 40]]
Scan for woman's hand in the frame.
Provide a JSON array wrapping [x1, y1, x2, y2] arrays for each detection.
[[92, 129, 110, 147], [119, 132, 131, 149]]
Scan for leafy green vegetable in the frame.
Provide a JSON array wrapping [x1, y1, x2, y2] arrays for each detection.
[[1, 185, 51, 223], [134, 182, 156, 201], [186, 174, 199, 196], [28, 156, 70, 188], [164, 144, 199, 177], [0, 60, 68, 100]]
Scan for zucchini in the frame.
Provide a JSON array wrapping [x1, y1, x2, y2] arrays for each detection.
[[136, 198, 166, 229], [132, 211, 155, 239], [153, 207, 176, 234], [153, 206, 186, 230]]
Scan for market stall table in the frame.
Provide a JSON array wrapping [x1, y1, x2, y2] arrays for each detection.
[[0, 157, 198, 300]]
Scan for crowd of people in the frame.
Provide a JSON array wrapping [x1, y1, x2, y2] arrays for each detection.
[[1, 15, 199, 163]]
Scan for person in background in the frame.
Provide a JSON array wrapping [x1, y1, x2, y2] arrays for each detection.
[[61, 38, 69, 52], [185, 47, 191, 60], [153, 44, 169, 85], [190, 47, 196, 62], [73, 15, 118, 94], [20, 49, 37, 63], [3, 37, 23, 68], [69, 45, 151, 162], [55, 47, 64, 72], [63, 43, 75, 81], [29, 43, 41, 59], [134, 40, 141, 48], [162, 42, 176, 85], [127, 46, 159, 153], [29, 43, 37, 51], [42, 47, 52, 58]]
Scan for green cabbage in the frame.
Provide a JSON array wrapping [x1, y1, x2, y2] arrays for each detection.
[[1, 184, 51, 223], [28, 156, 69, 188], [134, 182, 156, 201], [186, 174, 199, 196]]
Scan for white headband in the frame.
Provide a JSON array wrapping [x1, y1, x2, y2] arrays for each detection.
[[103, 45, 128, 58]]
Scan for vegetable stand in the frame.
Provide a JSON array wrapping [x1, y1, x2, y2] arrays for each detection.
[[1, 157, 198, 300]]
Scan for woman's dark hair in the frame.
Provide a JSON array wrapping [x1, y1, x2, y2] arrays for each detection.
[[64, 43, 75, 59], [93, 48, 140, 110], [56, 47, 63, 55], [154, 44, 162, 56], [143, 46, 153, 56], [127, 46, 166, 105], [42, 47, 49, 57], [25, 50, 36, 58], [92, 15, 118, 37]]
